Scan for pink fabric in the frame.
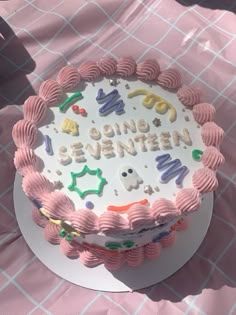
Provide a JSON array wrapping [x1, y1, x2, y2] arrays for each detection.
[[0, 1, 236, 314]]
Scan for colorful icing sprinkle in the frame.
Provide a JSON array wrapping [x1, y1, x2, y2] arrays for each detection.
[[105, 242, 122, 250], [44, 135, 53, 155], [68, 165, 107, 199], [85, 201, 94, 210], [72, 105, 80, 113], [152, 231, 170, 243], [192, 149, 203, 161], [59, 92, 83, 112], [122, 240, 135, 248], [152, 118, 161, 127], [144, 185, 154, 195], [59, 230, 67, 237], [155, 154, 189, 187]]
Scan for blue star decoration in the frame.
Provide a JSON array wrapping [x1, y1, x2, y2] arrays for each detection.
[[67, 165, 107, 199]]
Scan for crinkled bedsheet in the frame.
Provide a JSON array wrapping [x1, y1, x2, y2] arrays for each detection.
[[0, 1, 236, 314]]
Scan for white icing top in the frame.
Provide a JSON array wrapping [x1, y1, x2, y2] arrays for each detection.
[[34, 78, 206, 216]]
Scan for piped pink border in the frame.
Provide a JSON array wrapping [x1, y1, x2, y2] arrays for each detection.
[[13, 57, 225, 237]]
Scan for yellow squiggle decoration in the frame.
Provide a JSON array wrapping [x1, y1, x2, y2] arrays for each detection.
[[128, 89, 177, 122], [39, 207, 80, 236]]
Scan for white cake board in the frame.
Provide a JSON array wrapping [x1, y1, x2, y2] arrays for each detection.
[[14, 173, 213, 292]]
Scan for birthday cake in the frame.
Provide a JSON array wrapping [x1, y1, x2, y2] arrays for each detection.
[[12, 57, 225, 270]]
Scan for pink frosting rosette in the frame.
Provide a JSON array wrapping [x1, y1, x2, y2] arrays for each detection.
[[79, 249, 103, 267], [151, 198, 181, 223], [193, 103, 216, 125], [69, 209, 99, 234], [127, 204, 154, 230], [78, 61, 100, 81], [175, 188, 201, 213], [32, 207, 48, 228], [12, 119, 37, 148], [97, 56, 117, 76], [192, 167, 218, 193], [144, 242, 161, 259], [99, 212, 129, 235], [160, 230, 176, 247], [136, 59, 160, 81], [201, 122, 224, 147], [116, 57, 136, 77], [41, 191, 75, 220], [157, 68, 181, 89], [60, 238, 80, 258], [39, 80, 63, 106], [125, 247, 144, 267], [56, 66, 81, 91], [14, 147, 37, 176], [177, 85, 200, 106], [104, 254, 125, 271], [22, 172, 54, 200], [173, 217, 189, 231], [201, 146, 225, 170], [23, 96, 47, 125], [43, 222, 61, 245]]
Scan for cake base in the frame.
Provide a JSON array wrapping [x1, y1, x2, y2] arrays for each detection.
[[14, 173, 213, 292]]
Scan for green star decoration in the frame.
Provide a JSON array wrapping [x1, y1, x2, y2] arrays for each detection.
[[68, 165, 107, 199]]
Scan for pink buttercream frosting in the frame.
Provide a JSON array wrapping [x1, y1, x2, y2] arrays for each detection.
[[12, 119, 37, 148], [127, 204, 154, 230], [56, 66, 81, 91], [98, 212, 129, 234], [79, 249, 103, 267], [23, 96, 47, 125], [116, 57, 136, 77], [177, 85, 201, 106], [44, 222, 61, 245], [201, 122, 224, 147], [69, 209, 98, 234], [144, 242, 161, 259], [136, 59, 160, 81], [160, 230, 176, 247], [157, 68, 181, 89], [173, 217, 189, 231], [32, 207, 47, 228], [201, 146, 225, 170], [104, 254, 125, 271], [39, 80, 63, 106], [41, 191, 75, 220], [175, 188, 201, 213], [97, 56, 117, 76], [151, 198, 180, 223], [14, 147, 37, 176], [78, 61, 100, 81], [60, 238, 80, 257], [22, 172, 54, 200], [125, 247, 144, 267], [193, 103, 216, 125], [192, 167, 218, 193]]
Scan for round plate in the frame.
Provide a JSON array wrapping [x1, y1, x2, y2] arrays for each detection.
[[14, 173, 213, 292]]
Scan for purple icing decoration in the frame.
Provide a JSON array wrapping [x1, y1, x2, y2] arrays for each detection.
[[96, 88, 118, 104], [85, 201, 94, 210], [31, 199, 42, 209], [44, 135, 53, 155], [155, 154, 189, 187], [96, 88, 125, 116]]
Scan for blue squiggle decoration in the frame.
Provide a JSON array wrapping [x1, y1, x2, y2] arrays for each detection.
[[96, 88, 125, 116], [155, 154, 189, 187]]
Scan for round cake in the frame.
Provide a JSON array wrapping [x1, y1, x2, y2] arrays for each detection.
[[12, 57, 225, 270]]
